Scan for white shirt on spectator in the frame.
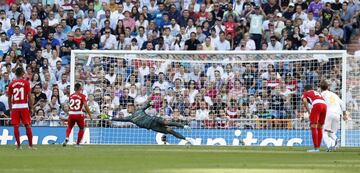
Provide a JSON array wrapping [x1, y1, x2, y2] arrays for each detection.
[[302, 19, 316, 34], [188, 90, 199, 104], [57, 81, 69, 92], [196, 109, 209, 120], [173, 72, 189, 83], [163, 35, 174, 47], [214, 39, 231, 50], [135, 20, 148, 29], [292, 12, 307, 21], [135, 95, 148, 105], [105, 73, 117, 85], [213, 24, 226, 35], [10, 33, 25, 47], [0, 18, 10, 31], [245, 39, 256, 50], [305, 35, 319, 49], [42, 49, 53, 60], [88, 100, 100, 116], [273, 20, 285, 34], [170, 41, 185, 50], [20, 2, 32, 20], [49, 57, 62, 71], [206, 65, 224, 82], [96, 10, 106, 21], [185, 26, 196, 35], [123, 2, 134, 12], [139, 66, 150, 80], [101, 34, 117, 49], [210, 35, 219, 47], [0, 94, 8, 110], [48, 18, 59, 27], [170, 24, 180, 37], [298, 45, 311, 50], [222, 71, 235, 81], [0, 40, 11, 53], [84, 83, 95, 96], [83, 18, 98, 28], [112, 10, 125, 21], [135, 34, 147, 47], [152, 80, 170, 91], [267, 41, 283, 50], [28, 19, 42, 28]]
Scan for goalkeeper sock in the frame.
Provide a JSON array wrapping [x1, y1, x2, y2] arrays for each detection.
[[167, 122, 184, 128], [25, 127, 33, 147], [311, 127, 318, 148], [317, 128, 323, 148], [168, 129, 186, 140], [77, 128, 84, 145], [13, 125, 20, 147]]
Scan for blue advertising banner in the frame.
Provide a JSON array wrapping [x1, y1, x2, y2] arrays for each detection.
[[0, 127, 358, 146]]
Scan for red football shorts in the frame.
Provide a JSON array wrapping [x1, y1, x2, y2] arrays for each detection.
[[310, 103, 327, 125], [68, 115, 85, 129], [11, 108, 31, 125]]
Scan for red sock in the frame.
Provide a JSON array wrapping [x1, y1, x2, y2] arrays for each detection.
[[77, 129, 84, 145], [65, 127, 72, 138], [13, 125, 20, 147], [25, 127, 33, 147], [311, 127, 318, 148], [317, 128, 323, 148]]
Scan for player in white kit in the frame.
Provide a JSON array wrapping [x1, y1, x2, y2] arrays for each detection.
[[320, 81, 347, 152]]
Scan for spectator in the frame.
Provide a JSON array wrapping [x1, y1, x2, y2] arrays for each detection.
[[196, 101, 209, 120], [33, 84, 47, 105], [184, 32, 200, 50], [33, 109, 46, 126], [267, 35, 282, 50], [247, 6, 265, 50]]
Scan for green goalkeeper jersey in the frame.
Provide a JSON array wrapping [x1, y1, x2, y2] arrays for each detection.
[[116, 102, 157, 129]]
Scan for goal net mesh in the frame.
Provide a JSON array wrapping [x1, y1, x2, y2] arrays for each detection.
[[70, 50, 359, 146]]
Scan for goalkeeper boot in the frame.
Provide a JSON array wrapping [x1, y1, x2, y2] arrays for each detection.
[[307, 148, 320, 152], [184, 125, 191, 130], [161, 135, 167, 145], [62, 139, 69, 147]]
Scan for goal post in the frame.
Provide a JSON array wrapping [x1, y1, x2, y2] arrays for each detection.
[[70, 50, 359, 146]]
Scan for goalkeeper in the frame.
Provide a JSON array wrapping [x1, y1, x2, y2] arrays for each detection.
[[111, 98, 193, 143]]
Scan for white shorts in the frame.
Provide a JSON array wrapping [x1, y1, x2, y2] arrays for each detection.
[[324, 113, 340, 132]]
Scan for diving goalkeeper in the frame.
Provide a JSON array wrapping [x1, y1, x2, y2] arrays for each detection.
[[111, 98, 194, 144]]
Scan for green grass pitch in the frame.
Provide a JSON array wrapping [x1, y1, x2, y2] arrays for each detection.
[[0, 145, 359, 173]]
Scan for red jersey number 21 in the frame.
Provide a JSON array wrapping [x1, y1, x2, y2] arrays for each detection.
[[13, 88, 24, 101]]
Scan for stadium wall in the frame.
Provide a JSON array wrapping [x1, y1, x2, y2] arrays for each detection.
[[1, 127, 358, 146]]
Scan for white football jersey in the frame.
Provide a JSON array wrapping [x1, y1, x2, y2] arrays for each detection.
[[321, 90, 345, 117]]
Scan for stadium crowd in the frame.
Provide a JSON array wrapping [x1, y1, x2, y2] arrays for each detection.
[[0, 0, 359, 128]]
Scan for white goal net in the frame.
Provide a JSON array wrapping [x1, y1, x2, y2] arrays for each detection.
[[69, 50, 359, 147]]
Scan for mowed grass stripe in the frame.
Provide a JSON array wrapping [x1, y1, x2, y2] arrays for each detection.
[[0, 145, 359, 173]]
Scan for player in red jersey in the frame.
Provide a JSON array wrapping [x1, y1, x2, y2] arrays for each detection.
[[7, 67, 35, 150], [302, 85, 327, 152], [63, 83, 92, 147]]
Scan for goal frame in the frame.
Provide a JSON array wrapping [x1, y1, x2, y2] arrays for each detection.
[[70, 50, 348, 146]]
